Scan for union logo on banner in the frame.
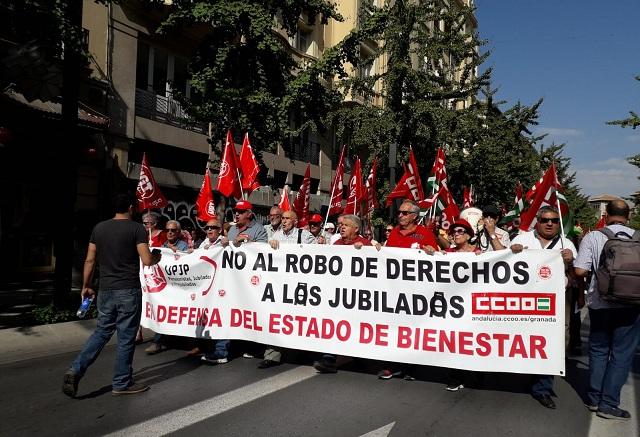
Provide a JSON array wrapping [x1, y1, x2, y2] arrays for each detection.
[[143, 264, 167, 293]]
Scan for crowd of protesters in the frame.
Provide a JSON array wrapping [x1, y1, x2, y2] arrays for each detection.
[[63, 194, 639, 422]]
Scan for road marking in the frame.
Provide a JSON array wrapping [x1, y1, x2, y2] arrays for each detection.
[[104, 366, 317, 437], [359, 421, 396, 437]]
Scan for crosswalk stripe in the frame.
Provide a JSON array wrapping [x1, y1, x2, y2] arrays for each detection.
[[104, 366, 317, 437]]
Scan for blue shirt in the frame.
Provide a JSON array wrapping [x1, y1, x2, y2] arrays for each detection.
[[163, 238, 189, 252]]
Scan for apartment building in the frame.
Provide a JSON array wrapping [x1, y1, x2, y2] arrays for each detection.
[[0, 0, 476, 281]]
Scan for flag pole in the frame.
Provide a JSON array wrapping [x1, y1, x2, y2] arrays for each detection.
[[552, 162, 565, 248]]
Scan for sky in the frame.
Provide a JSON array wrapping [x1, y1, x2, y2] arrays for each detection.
[[475, 0, 640, 198]]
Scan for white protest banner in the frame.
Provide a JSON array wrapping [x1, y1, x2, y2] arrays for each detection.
[[141, 244, 566, 375]]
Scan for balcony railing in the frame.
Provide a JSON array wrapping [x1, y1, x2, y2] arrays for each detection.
[[286, 139, 320, 165], [135, 88, 207, 134]]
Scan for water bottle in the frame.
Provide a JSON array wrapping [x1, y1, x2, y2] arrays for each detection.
[[77, 297, 94, 318]]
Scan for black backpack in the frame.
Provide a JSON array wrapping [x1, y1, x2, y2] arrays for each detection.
[[595, 228, 640, 305]]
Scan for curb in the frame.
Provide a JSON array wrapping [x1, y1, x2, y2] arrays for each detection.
[[0, 320, 154, 366]]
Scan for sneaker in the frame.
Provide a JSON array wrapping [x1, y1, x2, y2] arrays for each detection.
[[144, 343, 167, 355], [112, 383, 150, 396], [585, 404, 598, 412], [377, 369, 402, 380], [403, 374, 416, 381], [313, 360, 337, 374], [446, 383, 464, 392], [242, 352, 254, 359], [62, 369, 79, 398], [596, 407, 631, 420], [201, 355, 229, 365]]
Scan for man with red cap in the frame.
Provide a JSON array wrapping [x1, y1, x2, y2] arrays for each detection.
[[308, 213, 328, 244], [223, 200, 268, 247]]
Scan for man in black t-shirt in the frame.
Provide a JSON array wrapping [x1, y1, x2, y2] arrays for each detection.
[[62, 193, 161, 398]]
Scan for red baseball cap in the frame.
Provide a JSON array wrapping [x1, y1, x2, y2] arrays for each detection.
[[234, 200, 253, 211], [451, 218, 475, 238], [309, 214, 323, 223]]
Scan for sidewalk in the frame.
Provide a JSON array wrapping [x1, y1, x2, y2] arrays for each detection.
[[0, 319, 154, 365]]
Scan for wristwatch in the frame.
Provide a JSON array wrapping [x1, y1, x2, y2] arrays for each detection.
[[490, 234, 497, 241]]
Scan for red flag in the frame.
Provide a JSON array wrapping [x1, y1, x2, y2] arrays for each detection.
[[595, 215, 606, 229], [278, 186, 291, 212], [366, 158, 379, 214], [408, 146, 425, 200], [344, 157, 364, 215], [195, 168, 217, 221], [463, 186, 474, 208], [293, 163, 311, 227], [417, 188, 441, 209], [216, 130, 242, 199], [136, 153, 168, 211], [239, 132, 260, 195], [519, 164, 558, 231], [328, 144, 347, 215], [385, 147, 424, 206]]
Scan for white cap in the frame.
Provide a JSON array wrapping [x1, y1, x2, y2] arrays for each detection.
[[324, 222, 335, 230]]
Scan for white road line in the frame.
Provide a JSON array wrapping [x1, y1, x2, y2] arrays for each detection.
[[359, 421, 396, 437], [104, 366, 317, 437]]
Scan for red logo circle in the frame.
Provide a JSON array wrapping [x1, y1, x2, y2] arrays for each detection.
[[250, 275, 260, 286], [218, 289, 226, 297], [538, 265, 552, 280]]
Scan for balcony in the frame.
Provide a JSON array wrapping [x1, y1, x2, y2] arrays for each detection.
[[135, 88, 206, 134], [285, 138, 320, 165]]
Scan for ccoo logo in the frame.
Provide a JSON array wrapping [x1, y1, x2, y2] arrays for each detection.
[[471, 292, 556, 316]]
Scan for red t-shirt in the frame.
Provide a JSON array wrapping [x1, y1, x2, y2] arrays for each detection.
[[149, 230, 167, 248], [333, 236, 372, 246], [386, 225, 438, 249], [446, 246, 481, 254]]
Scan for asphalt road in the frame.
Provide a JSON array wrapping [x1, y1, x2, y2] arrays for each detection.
[[1, 337, 637, 437]]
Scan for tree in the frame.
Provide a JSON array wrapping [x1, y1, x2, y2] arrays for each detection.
[[607, 75, 640, 129], [325, 0, 490, 182], [149, 0, 344, 151], [607, 75, 640, 229]]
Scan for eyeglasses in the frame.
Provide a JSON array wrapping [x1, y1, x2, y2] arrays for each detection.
[[539, 217, 560, 224], [233, 210, 249, 215], [398, 210, 416, 216], [385, 228, 393, 232], [452, 228, 467, 235], [204, 225, 220, 231], [166, 228, 179, 233]]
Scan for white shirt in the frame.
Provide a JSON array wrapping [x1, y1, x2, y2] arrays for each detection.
[[477, 227, 511, 253], [511, 231, 577, 258], [271, 227, 316, 245], [198, 235, 223, 249]]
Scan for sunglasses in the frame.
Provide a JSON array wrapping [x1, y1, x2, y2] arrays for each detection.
[[398, 210, 415, 216], [539, 217, 560, 224], [166, 228, 179, 233], [309, 222, 320, 226], [204, 225, 220, 231], [233, 209, 249, 214], [452, 228, 467, 235], [386, 229, 393, 232]]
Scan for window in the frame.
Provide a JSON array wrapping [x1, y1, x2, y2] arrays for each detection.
[[135, 40, 190, 97]]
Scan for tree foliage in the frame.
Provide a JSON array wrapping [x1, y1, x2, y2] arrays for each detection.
[[607, 75, 640, 129], [146, 0, 344, 151]]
